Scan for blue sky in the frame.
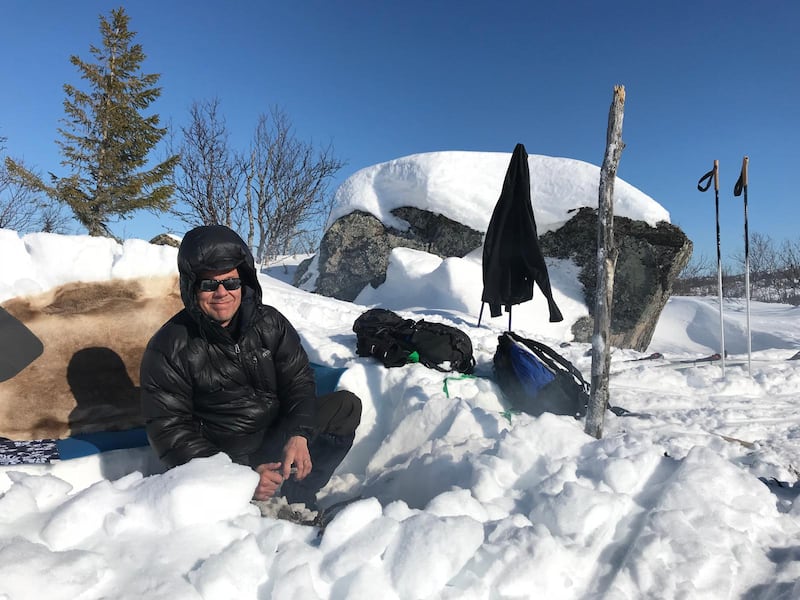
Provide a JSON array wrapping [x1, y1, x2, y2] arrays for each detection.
[[1, 1, 797, 265]]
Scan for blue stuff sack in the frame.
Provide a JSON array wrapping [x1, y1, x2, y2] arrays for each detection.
[[509, 340, 555, 395]]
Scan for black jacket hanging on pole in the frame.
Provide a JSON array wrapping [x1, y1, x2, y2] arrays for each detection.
[[481, 143, 563, 322]]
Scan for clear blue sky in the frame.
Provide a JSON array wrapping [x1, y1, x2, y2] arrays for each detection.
[[1, 1, 797, 265]]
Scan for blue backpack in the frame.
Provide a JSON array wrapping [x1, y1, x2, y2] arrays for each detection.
[[493, 331, 589, 418]]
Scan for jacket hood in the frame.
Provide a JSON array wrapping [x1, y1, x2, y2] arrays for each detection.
[[177, 225, 262, 315]]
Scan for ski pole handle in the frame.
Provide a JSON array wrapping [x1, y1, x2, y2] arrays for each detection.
[[713, 159, 719, 192], [697, 161, 718, 192], [741, 156, 748, 186]]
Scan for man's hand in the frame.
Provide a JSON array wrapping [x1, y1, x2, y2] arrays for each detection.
[[282, 435, 312, 480], [253, 462, 284, 501]]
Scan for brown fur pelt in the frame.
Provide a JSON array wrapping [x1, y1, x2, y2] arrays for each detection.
[[0, 276, 182, 440]]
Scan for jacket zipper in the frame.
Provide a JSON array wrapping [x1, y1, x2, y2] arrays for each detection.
[[235, 341, 264, 389]]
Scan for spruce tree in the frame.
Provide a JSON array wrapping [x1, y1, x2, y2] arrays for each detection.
[[6, 7, 178, 237]]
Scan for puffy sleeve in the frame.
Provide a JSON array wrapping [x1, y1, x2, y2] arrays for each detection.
[[268, 308, 317, 440], [140, 329, 221, 467]]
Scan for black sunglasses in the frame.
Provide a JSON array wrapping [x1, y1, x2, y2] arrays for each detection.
[[196, 277, 242, 292]]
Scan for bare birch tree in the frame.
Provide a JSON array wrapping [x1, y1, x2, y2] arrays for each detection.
[[1, 138, 69, 233], [170, 98, 245, 230], [245, 106, 344, 263], [778, 238, 800, 304], [0, 158, 41, 232]]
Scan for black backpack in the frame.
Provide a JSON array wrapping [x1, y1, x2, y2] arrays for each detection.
[[353, 308, 476, 374], [493, 331, 589, 418]]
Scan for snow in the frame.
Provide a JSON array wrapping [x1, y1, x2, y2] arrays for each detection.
[[328, 151, 670, 233], [1, 151, 799, 599]]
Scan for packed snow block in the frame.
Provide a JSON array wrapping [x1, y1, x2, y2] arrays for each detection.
[[0, 229, 38, 301]]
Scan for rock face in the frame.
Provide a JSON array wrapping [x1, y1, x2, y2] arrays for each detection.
[[298, 205, 691, 352], [149, 234, 180, 248], [301, 208, 483, 301], [538, 207, 692, 351]]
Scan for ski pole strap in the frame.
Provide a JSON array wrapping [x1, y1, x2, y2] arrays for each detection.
[[697, 169, 715, 192], [733, 172, 744, 197], [733, 156, 748, 197]]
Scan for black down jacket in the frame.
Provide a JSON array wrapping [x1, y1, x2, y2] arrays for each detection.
[[140, 225, 316, 467]]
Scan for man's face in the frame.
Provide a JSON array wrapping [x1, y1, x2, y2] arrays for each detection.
[[195, 267, 242, 327]]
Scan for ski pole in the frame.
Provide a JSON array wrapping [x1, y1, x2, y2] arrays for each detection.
[[734, 156, 752, 375], [697, 160, 726, 375]]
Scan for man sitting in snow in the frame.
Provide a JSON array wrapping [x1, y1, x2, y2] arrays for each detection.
[[140, 224, 361, 510]]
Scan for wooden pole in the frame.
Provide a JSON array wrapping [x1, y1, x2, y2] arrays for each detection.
[[585, 85, 625, 440]]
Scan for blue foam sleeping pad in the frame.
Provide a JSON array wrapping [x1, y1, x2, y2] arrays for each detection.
[[55, 362, 346, 460], [55, 428, 150, 459]]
